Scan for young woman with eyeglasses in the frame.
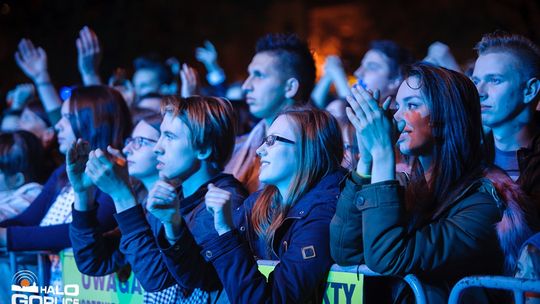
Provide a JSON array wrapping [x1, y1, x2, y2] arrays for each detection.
[[199, 106, 345, 303]]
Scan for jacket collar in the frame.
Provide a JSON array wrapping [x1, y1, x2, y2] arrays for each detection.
[[283, 168, 347, 219]]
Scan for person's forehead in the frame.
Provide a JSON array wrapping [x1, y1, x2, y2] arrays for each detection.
[[396, 76, 422, 100], [61, 99, 70, 113], [133, 120, 157, 136], [268, 115, 296, 139], [362, 49, 390, 66], [161, 112, 187, 134], [134, 69, 160, 81], [473, 52, 521, 76], [249, 52, 280, 72]]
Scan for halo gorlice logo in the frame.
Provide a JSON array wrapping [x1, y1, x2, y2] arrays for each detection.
[[11, 270, 39, 294], [11, 270, 80, 304]]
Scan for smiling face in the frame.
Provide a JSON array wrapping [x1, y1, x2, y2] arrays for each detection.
[[471, 52, 525, 129], [256, 115, 298, 194], [241, 52, 289, 121], [394, 76, 434, 157], [153, 112, 200, 180], [122, 120, 160, 180], [54, 100, 77, 155]]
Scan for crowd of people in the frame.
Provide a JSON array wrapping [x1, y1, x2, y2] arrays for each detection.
[[0, 26, 539, 303]]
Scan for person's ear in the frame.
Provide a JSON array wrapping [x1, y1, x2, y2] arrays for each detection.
[[284, 78, 300, 99], [387, 77, 402, 95], [196, 146, 212, 161], [42, 127, 55, 147], [523, 77, 540, 105], [7, 172, 25, 189]]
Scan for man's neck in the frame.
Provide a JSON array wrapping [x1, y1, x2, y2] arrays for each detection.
[[492, 120, 538, 151], [182, 164, 219, 198], [140, 174, 159, 192]]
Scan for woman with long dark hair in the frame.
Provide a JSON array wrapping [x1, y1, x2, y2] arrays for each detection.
[[330, 63, 507, 303]]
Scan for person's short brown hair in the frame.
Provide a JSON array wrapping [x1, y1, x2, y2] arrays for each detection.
[[161, 95, 236, 170], [475, 31, 540, 81]]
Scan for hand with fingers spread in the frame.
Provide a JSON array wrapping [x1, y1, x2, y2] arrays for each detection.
[[195, 40, 218, 70], [180, 63, 199, 98], [205, 183, 234, 236], [84, 147, 131, 201], [76, 26, 103, 85], [66, 139, 93, 193], [14, 39, 50, 83], [346, 85, 396, 182]]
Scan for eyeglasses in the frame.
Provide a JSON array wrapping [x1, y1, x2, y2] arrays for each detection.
[[124, 136, 158, 150], [261, 134, 296, 147]]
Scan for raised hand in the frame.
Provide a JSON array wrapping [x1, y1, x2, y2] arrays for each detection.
[[6, 83, 35, 110], [346, 85, 396, 182], [14, 39, 49, 83], [205, 183, 234, 236], [424, 41, 461, 72], [195, 40, 218, 68], [180, 63, 199, 98], [76, 26, 102, 85], [324, 55, 351, 97], [324, 56, 345, 79], [66, 139, 93, 193]]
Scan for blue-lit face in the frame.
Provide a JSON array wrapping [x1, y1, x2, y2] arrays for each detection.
[[123, 120, 160, 180], [394, 77, 434, 157], [242, 52, 289, 121], [256, 115, 298, 194], [354, 50, 398, 100], [54, 100, 77, 155], [153, 112, 199, 180], [133, 69, 162, 97], [472, 52, 525, 129]]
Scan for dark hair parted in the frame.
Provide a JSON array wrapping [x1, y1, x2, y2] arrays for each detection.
[[68, 85, 132, 150], [161, 95, 236, 170], [256, 33, 316, 103], [475, 31, 540, 81], [131, 107, 162, 131], [370, 40, 415, 80], [403, 63, 485, 220], [0, 130, 50, 184], [251, 106, 343, 254]]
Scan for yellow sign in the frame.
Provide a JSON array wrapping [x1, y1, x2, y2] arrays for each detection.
[[61, 250, 363, 304], [258, 261, 363, 304]]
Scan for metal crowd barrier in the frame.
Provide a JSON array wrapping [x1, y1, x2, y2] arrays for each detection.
[[448, 276, 540, 304], [9, 251, 50, 289], [258, 261, 428, 304]]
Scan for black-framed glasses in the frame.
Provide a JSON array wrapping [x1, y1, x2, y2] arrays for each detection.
[[124, 136, 158, 150], [262, 134, 296, 147]]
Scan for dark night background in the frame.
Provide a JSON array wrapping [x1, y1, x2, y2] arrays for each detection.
[[1, 0, 539, 108]]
